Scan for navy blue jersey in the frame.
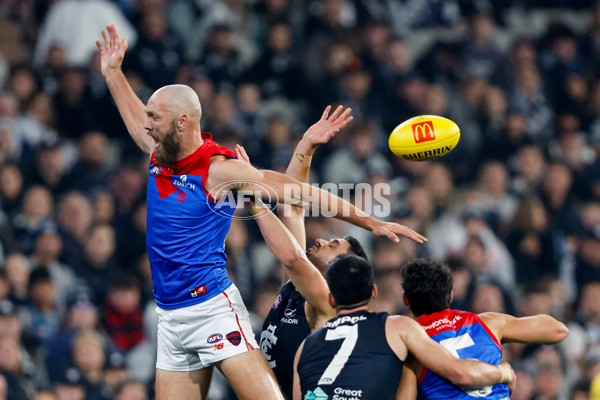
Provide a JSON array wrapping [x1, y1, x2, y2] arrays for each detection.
[[260, 281, 311, 399], [298, 311, 403, 400], [146, 133, 237, 309]]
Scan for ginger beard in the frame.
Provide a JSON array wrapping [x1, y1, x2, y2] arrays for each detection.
[[153, 121, 181, 167]]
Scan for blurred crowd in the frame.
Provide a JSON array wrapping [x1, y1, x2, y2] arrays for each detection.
[[0, 0, 600, 399]]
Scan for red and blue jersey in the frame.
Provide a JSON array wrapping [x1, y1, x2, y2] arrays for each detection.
[[417, 309, 509, 400], [146, 132, 237, 309]]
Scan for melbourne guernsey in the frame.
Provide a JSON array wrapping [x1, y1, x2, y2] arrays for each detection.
[[146, 132, 237, 309], [417, 309, 509, 400]]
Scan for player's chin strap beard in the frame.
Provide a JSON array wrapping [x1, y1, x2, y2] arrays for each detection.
[[336, 298, 370, 312]]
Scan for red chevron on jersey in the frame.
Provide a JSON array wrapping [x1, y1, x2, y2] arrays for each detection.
[[150, 132, 236, 201]]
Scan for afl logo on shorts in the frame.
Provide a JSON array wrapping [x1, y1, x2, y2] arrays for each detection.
[[207, 333, 223, 344], [151, 166, 162, 176]]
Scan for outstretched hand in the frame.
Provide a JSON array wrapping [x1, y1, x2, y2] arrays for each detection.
[[235, 144, 251, 164], [299, 105, 353, 152], [96, 24, 128, 78], [371, 220, 427, 244]]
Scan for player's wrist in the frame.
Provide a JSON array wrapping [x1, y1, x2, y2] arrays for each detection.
[[103, 67, 124, 81], [498, 364, 511, 384], [292, 150, 313, 167], [295, 139, 317, 156]]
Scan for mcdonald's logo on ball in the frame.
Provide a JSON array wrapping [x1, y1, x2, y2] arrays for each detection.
[[411, 120, 435, 143], [389, 115, 460, 161]]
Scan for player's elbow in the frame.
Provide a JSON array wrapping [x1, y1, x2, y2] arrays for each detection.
[[282, 247, 306, 269]]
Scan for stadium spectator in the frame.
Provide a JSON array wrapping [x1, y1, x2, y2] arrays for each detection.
[[56, 192, 94, 271], [3, 1, 600, 397], [65, 131, 112, 195], [66, 330, 111, 400], [19, 267, 60, 347], [102, 273, 144, 353], [11, 185, 54, 254], [5, 253, 31, 305], [124, 7, 183, 90], [79, 224, 121, 302], [29, 143, 70, 196]]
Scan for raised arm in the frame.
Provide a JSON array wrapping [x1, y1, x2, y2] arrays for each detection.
[[479, 313, 569, 344], [236, 146, 331, 314], [205, 157, 427, 244], [280, 105, 353, 249], [96, 24, 154, 153], [389, 316, 514, 388], [249, 201, 331, 314]]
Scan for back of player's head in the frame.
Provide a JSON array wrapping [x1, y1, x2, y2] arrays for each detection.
[[343, 235, 368, 261], [401, 258, 453, 316], [326, 254, 373, 308]]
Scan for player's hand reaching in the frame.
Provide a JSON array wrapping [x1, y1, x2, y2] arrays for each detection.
[[370, 220, 427, 244], [296, 105, 353, 154], [234, 144, 251, 165], [96, 24, 128, 78]]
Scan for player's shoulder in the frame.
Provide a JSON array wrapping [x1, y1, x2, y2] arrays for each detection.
[[386, 314, 420, 331], [477, 312, 511, 333]]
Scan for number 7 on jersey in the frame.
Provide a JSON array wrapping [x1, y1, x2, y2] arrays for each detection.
[[317, 325, 359, 385]]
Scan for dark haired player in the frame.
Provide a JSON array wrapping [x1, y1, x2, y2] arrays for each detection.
[[293, 255, 515, 400], [235, 111, 369, 399], [398, 258, 569, 400]]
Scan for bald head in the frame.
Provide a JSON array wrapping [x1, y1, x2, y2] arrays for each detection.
[[151, 84, 202, 127]]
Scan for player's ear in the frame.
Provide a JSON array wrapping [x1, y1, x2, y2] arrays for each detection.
[[372, 284, 378, 300], [328, 293, 336, 309], [402, 292, 410, 307], [177, 114, 188, 130], [450, 290, 454, 305]]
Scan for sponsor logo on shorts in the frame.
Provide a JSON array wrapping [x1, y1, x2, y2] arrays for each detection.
[[272, 294, 282, 309], [214, 343, 224, 350], [207, 333, 223, 344], [151, 166, 163, 176], [226, 331, 242, 346], [189, 285, 206, 297]]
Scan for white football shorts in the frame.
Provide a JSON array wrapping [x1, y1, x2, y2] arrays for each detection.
[[155, 284, 259, 371]]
